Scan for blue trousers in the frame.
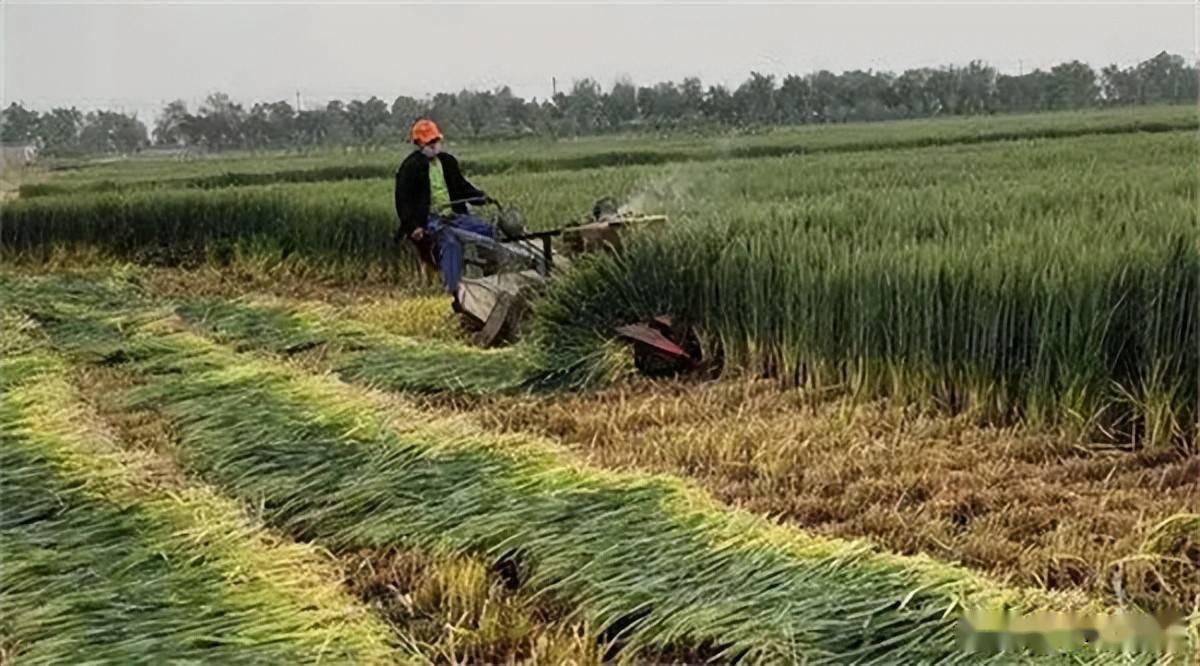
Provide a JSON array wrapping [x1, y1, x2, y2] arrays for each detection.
[[426, 214, 496, 298]]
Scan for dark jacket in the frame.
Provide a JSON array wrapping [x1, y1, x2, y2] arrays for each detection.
[[393, 150, 485, 241]]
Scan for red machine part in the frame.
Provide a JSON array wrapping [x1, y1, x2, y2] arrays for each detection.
[[613, 316, 694, 364]]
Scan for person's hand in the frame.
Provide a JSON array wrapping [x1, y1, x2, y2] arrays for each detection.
[[410, 227, 425, 242]]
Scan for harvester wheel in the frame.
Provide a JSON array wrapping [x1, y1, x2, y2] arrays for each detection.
[[472, 292, 529, 348]]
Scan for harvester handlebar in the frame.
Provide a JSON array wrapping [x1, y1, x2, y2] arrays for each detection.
[[500, 213, 668, 243], [503, 229, 562, 242], [437, 196, 497, 212]]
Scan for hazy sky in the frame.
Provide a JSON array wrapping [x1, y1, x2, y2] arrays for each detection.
[[3, 1, 1196, 122]]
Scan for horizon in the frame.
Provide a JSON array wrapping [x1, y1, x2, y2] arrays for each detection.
[[4, 2, 1195, 124]]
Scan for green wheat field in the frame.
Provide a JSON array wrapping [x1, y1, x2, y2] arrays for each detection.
[[1, 105, 1196, 663]]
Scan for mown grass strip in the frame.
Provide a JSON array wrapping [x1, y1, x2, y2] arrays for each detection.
[[73, 358, 611, 666], [0, 314, 397, 664], [175, 297, 529, 395], [17, 283, 1172, 664]]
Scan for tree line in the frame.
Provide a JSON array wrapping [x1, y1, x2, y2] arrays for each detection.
[[2, 51, 1194, 157], [0, 106, 148, 157]]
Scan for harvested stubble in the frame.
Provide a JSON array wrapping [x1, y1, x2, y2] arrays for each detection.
[[531, 131, 1199, 447], [447, 379, 1200, 617], [0, 315, 395, 664], [340, 548, 607, 664], [12, 280, 1168, 664]]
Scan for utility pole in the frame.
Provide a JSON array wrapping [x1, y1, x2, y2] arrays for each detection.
[[552, 77, 557, 98], [296, 90, 302, 112]]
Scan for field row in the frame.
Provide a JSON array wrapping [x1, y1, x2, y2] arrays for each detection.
[[9, 271, 1179, 663], [20, 104, 1196, 198], [5, 130, 1196, 444], [10, 268, 1200, 602], [0, 313, 398, 663], [529, 132, 1198, 445], [178, 296, 528, 394], [5, 130, 1193, 269], [148, 269, 1200, 616]]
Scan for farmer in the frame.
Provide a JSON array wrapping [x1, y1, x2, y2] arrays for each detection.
[[394, 118, 496, 305]]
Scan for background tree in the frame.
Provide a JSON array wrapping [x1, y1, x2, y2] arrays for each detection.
[[775, 75, 810, 124], [427, 92, 468, 138], [1, 103, 41, 143], [457, 90, 500, 138], [680, 78, 705, 122], [20, 50, 1192, 156], [194, 93, 247, 149], [894, 69, 934, 116], [602, 78, 639, 128], [1100, 64, 1140, 105], [699, 84, 735, 124], [735, 72, 777, 124], [294, 109, 332, 147], [390, 95, 428, 137], [808, 71, 841, 123], [564, 79, 605, 134], [346, 96, 391, 143], [1137, 51, 1197, 103], [38, 107, 84, 155], [957, 61, 997, 114], [1046, 61, 1099, 109], [79, 110, 147, 154], [153, 100, 190, 146]]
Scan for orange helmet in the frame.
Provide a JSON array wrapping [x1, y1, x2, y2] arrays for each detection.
[[410, 119, 443, 146]]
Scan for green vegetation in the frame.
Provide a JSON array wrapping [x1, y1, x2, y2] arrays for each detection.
[[5, 51, 1193, 159], [1, 183, 406, 274], [17, 163, 391, 198], [6, 117, 1195, 445], [5, 272, 1148, 664], [1, 164, 639, 275], [17, 104, 1196, 198], [177, 297, 529, 394], [0, 315, 395, 663], [531, 130, 1199, 447], [5, 105, 1197, 661]]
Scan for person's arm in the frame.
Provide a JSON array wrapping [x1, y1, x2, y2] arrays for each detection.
[[441, 154, 486, 207], [394, 170, 427, 242], [393, 170, 410, 241]]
